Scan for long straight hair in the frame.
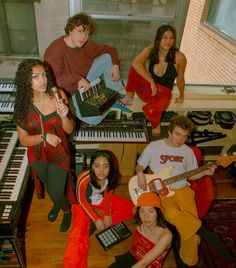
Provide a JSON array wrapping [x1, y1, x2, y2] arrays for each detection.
[[135, 207, 168, 228], [149, 24, 178, 65], [89, 150, 119, 191]]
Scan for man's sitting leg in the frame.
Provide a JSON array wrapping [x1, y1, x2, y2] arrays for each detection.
[[197, 224, 232, 259]]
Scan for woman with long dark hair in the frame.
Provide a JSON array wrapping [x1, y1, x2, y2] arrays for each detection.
[[108, 192, 172, 268], [121, 24, 187, 136], [13, 59, 75, 232], [64, 150, 134, 268]]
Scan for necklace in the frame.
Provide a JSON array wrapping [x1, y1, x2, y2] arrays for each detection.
[[33, 94, 46, 146], [34, 96, 44, 103], [33, 94, 46, 114], [159, 56, 166, 62], [33, 93, 46, 103], [158, 50, 168, 62]]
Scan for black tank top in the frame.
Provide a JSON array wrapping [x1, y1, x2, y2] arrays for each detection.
[[148, 62, 177, 89]]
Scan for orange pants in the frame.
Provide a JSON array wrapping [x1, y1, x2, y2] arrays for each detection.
[[64, 194, 134, 268], [126, 67, 172, 128], [160, 186, 201, 266]]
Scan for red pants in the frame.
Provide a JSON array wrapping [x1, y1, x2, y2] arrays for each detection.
[[126, 67, 172, 128], [63, 194, 134, 268]]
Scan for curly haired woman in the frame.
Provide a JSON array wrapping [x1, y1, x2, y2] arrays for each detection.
[[13, 59, 75, 232]]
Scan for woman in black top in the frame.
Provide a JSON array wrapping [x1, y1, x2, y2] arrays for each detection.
[[120, 24, 187, 136]]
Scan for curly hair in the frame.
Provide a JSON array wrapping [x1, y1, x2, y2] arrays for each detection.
[[149, 24, 178, 65], [89, 150, 120, 191], [168, 115, 196, 135], [13, 58, 54, 121], [64, 12, 96, 35], [135, 207, 168, 229]]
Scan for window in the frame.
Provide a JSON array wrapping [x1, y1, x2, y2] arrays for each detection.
[[0, 0, 38, 57], [69, 0, 189, 78], [206, 0, 236, 41]]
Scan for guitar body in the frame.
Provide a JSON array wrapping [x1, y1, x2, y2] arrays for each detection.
[[128, 166, 175, 205]]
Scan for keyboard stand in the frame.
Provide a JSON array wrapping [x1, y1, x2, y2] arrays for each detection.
[[0, 237, 26, 268]]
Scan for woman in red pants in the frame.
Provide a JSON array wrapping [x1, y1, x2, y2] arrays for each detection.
[[64, 150, 134, 268], [121, 24, 186, 136]]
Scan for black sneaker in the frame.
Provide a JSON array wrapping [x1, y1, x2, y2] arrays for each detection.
[[48, 206, 60, 222]]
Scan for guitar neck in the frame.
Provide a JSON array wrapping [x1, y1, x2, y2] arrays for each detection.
[[162, 163, 215, 186]]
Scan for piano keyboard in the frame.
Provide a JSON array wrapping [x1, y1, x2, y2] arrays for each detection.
[[0, 78, 15, 92], [0, 147, 28, 203], [0, 130, 18, 181], [74, 119, 149, 143], [0, 93, 15, 113], [0, 127, 30, 246], [0, 78, 15, 113]]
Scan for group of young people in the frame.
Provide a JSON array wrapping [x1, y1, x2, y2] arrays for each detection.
[[13, 12, 232, 268]]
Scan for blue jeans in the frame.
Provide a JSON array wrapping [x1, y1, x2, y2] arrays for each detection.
[[72, 54, 122, 125]]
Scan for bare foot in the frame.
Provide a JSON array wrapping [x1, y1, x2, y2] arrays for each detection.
[[126, 92, 134, 99], [120, 95, 133, 106], [152, 124, 161, 136]]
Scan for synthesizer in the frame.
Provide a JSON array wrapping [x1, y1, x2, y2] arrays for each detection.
[[73, 78, 119, 117], [0, 78, 15, 113], [74, 118, 149, 143], [0, 127, 29, 236]]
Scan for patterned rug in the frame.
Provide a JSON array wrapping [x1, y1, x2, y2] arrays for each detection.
[[193, 199, 236, 268]]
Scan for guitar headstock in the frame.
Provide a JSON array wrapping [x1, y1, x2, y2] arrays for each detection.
[[217, 153, 236, 168]]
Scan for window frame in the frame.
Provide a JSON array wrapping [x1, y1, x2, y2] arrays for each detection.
[[0, 0, 39, 59], [202, 0, 236, 44]]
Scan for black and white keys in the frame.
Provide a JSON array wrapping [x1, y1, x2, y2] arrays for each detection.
[[0, 130, 18, 181], [0, 78, 15, 113], [74, 128, 147, 143], [0, 93, 15, 113], [0, 79, 15, 93], [0, 147, 28, 202]]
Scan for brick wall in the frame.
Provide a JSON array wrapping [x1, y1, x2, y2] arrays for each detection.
[[180, 0, 236, 85]]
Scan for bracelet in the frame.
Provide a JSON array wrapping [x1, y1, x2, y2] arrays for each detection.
[[41, 133, 47, 143]]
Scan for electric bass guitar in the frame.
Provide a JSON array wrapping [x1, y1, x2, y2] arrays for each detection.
[[129, 154, 236, 205]]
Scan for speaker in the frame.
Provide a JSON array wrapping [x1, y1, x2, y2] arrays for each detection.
[[214, 111, 236, 129], [187, 111, 213, 125], [75, 152, 87, 175]]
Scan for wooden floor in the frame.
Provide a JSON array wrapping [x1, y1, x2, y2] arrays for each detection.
[[22, 169, 236, 268]]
